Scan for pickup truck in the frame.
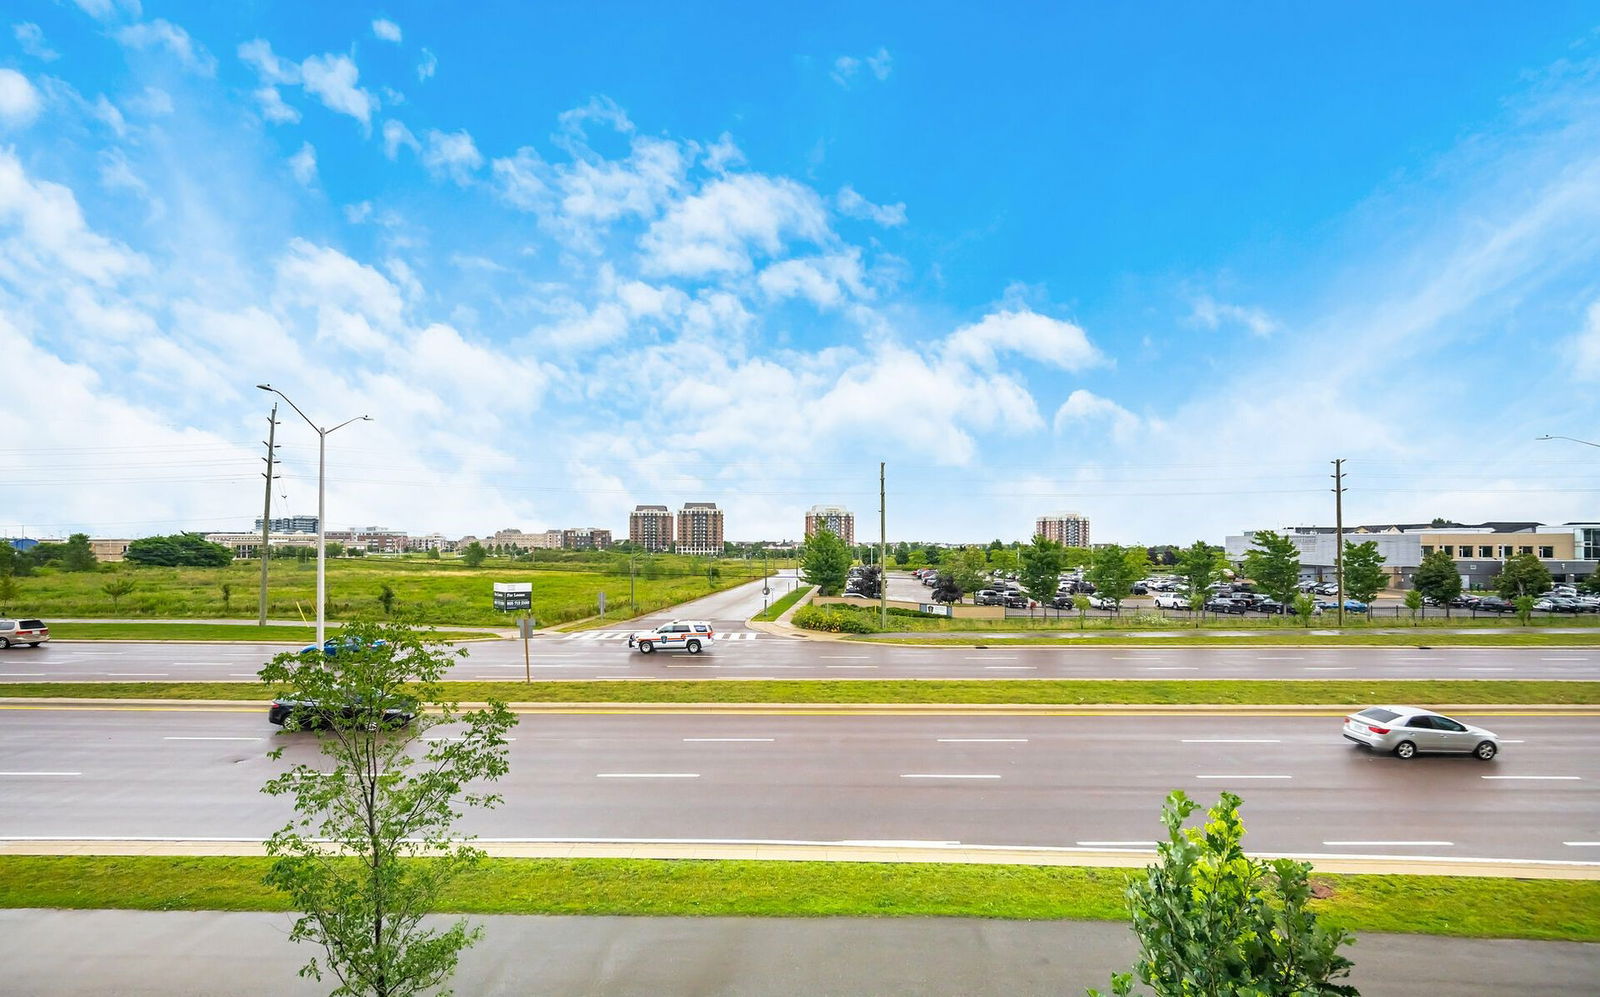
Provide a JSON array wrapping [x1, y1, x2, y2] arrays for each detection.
[[1152, 592, 1187, 610]]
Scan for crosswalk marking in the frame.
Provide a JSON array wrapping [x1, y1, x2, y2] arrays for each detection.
[[559, 630, 760, 641]]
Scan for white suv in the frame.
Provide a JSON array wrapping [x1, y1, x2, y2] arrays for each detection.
[[630, 620, 716, 654]]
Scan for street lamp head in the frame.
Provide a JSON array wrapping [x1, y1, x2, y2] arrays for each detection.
[[256, 383, 273, 391], [361, 415, 373, 422], [1536, 435, 1554, 441]]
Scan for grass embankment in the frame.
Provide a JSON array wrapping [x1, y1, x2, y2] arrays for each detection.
[[854, 633, 1600, 648], [11, 554, 776, 627], [45, 623, 491, 642], [0, 855, 1593, 941], [751, 585, 813, 622], [4, 680, 1595, 705]]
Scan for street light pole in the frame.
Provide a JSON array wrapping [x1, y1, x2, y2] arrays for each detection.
[[257, 384, 371, 648], [1537, 435, 1600, 448]]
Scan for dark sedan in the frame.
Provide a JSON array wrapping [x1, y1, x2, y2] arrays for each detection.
[[299, 637, 390, 657], [1204, 597, 1249, 615], [268, 693, 416, 731]]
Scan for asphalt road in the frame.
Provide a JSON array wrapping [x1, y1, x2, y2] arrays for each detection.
[[2, 709, 1595, 864], [3, 909, 1596, 996]]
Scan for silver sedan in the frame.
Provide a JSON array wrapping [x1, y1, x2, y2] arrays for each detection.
[[1342, 705, 1500, 760]]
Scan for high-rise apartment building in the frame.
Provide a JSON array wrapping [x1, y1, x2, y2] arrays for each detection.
[[629, 505, 675, 551], [804, 504, 855, 546], [254, 514, 318, 533], [677, 502, 725, 556], [1036, 511, 1091, 547]]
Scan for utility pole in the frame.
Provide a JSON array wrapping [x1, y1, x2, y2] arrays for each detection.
[[257, 403, 279, 626], [1332, 458, 1345, 628], [879, 461, 888, 630]]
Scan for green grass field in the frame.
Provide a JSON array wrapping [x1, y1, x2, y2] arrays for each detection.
[[8, 554, 771, 626], [43, 622, 491, 642], [4, 679, 1595, 705], [0, 855, 1592, 941]]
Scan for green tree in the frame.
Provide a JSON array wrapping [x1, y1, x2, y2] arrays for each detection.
[[1061, 546, 1094, 569], [1174, 541, 1223, 608], [0, 571, 17, 612], [948, 546, 989, 598], [706, 564, 721, 587], [988, 546, 1020, 575], [893, 542, 912, 567], [220, 582, 233, 612], [259, 621, 515, 997], [1412, 550, 1462, 615], [125, 533, 233, 567], [1403, 588, 1423, 624], [931, 571, 962, 604], [378, 584, 397, 616], [1085, 544, 1143, 609], [1514, 594, 1536, 625], [1019, 535, 1066, 611], [801, 526, 851, 596], [1090, 791, 1358, 997], [920, 545, 942, 565], [63, 533, 98, 572], [0, 541, 26, 579], [1242, 530, 1301, 606], [1341, 541, 1387, 604], [101, 577, 136, 608], [426, 548, 441, 560], [854, 564, 883, 599], [460, 542, 487, 568], [1496, 553, 1552, 600], [1293, 593, 1317, 626]]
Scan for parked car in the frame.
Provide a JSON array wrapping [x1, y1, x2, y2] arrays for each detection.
[[1315, 583, 1338, 596], [1050, 595, 1078, 610], [973, 589, 1003, 606], [1087, 595, 1120, 610], [1473, 597, 1516, 614], [1341, 706, 1500, 760], [1130, 583, 1148, 595], [1534, 597, 1580, 614], [268, 692, 417, 731], [0, 618, 49, 649], [1314, 599, 1368, 613], [299, 636, 389, 657], [1253, 598, 1288, 614], [1152, 592, 1187, 610], [1204, 597, 1249, 615], [1003, 593, 1032, 610], [631, 620, 717, 654]]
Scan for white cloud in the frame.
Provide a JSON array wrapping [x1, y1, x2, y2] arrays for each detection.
[[381, 119, 420, 160], [0, 148, 147, 284], [288, 143, 317, 186], [1052, 389, 1140, 441], [757, 252, 867, 309], [254, 86, 299, 124], [115, 19, 216, 76], [70, 0, 141, 22], [421, 128, 482, 185], [344, 200, 373, 224], [1189, 294, 1279, 337], [371, 19, 402, 43], [703, 133, 745, 174], [943, 309, 1106, 372], [836, 185, 906, 226], [866, 48, 892, 81], [13, 23, 59, 61], [416, 49, 437, 81], [0, 69, 40, 127], [274, 239, 406, 353], [490, 147, 550, 211], [639, 174, 830, 277], [1573, 299, 1600, 379], [238, 39, 297, 84], [125, 87, 173, 116], [832, 47, 892, 86], [300, 53, 377, 127]]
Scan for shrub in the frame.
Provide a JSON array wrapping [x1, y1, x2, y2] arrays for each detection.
[[792, 605, 876, 634]]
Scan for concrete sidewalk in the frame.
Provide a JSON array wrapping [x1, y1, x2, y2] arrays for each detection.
[[1, 909, 1594, 996]]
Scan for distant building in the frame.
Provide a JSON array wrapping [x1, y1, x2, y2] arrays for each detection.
[[89, 538, 133, 562], [1036, 512, 1091, 547], [629, 505, 675, 551], [253, 515, 318, 533], [677, 502, 725, 557], [205, 531, 320, 558], [407, 533, 456, 553], [486, 528, 558, 550], [322, 527, 408, 554], [560, 527, 613, 550], [804, 505, 855, 546]]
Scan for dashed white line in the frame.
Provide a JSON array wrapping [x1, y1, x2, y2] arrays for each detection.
[[1142, 666, 1198, 671], [2, 673, 47, 677], [937, 738, 1029, 743], [1482, 775, 1580, 781], [900, 773, 1001, 779], [106, 673, 168, 677], [1541, 657, 1587, 661], [683, 738, 774, 742], [820, 655, 870, 660], [163, 736, 261, 741], [1181, 739, 1281, 744], [965, 656, 1018, 661], [596, 773, 700, 779], [985, 665, 1036, 670], [1077, 840, 1156, 847], [0, 771, 80, 776], [1196, 775, 1292, 780], [1323, 840, 1453, 847], [1564, 842, 1600, 847]]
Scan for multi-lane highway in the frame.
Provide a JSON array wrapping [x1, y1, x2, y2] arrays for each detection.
[[2, 708, 1595, 864]]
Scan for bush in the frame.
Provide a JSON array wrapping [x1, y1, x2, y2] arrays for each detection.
[[792, 605, 877, 633]]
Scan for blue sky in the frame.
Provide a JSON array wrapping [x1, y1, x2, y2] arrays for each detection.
[[2, 1, 1599, 544]]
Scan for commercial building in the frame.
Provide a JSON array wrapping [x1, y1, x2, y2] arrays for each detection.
[[560, 527, 613, 550], [677, 502, 725, 557], [804, 505, 855, 546], [1224, 521, 1598, 589], [629, 505, 675, 551], [407, 533, 456, 553], [322, 527, 409, 554], [1036, 512, 1091, 547], [88, 538, 133, 562], [253, 515, 318, 534], [205, 531, 321, 558]]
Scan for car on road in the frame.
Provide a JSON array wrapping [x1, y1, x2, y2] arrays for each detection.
[[268, 692, 417, 731], [1342, 706, 1500, 760], [0, 618, 50, 649], [300, 636, 389, 657], [631, 620, 716, 654]]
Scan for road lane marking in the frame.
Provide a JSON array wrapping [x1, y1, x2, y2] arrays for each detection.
[[1182, 739, 1281, 744], [1113, 657, 1165, 661], [1502, 740, 1526, 743], [1542, 657, 1588, 661], [1304, 667, 1355, 671], [1196, 775, 1291, 780], [106, 673, 168, 677], [965, 656, 1017, 660], [1482, 775, 1580, 780], [985, 665, 1036, 670], [2, 673, 47, 676], [596, 773, 699, 778], [1077, 840, 1157, 847], [163, 736, 261, 741], [1257, 656, 1303, 660], [827, 665, 878, 670], [1324, 840, 1452, 846], [683, 737, 774, 742], [0, 771, 81, 776], [901, 773, 1001, 779], [820, 656, 870, 660], [938, 738, 1028, 743], [1142, 666, 1198, 671], [1564, 842, 1600, 847]]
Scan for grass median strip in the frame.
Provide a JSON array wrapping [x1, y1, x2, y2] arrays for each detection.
[[2, 679, 1597, 705], [0, 855, 1593, 941], [851, 633, 1600, 648], [46, 623, 492, 643], [751, 585, 813, 622]]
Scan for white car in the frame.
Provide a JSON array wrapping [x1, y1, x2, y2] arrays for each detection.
[[630, 620, 716, 654], [1342, 706, 1500, 760], [1152, 592, 1187, 610]]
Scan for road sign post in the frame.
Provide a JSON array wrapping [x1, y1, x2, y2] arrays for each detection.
[[598, 590, 607, 620], [494, 582, 535, 682], [517, 614, 534, 682]]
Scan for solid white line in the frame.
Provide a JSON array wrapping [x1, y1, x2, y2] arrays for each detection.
[[1181, 739, 1281, 743], [937, 738, 1029, 743], [1196, 775, 1291, 780], [1323, 840, 1453, 847], [0, 771, 81, 776], [1482, 775, 1580, 780], [163, 736, 261, 741], [596, 773, 700, 778], [901, 773, 1001, 779], [683, 738, 774, 742]]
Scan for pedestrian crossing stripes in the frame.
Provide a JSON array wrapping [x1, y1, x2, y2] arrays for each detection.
[[559, 630, 760, 641]]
